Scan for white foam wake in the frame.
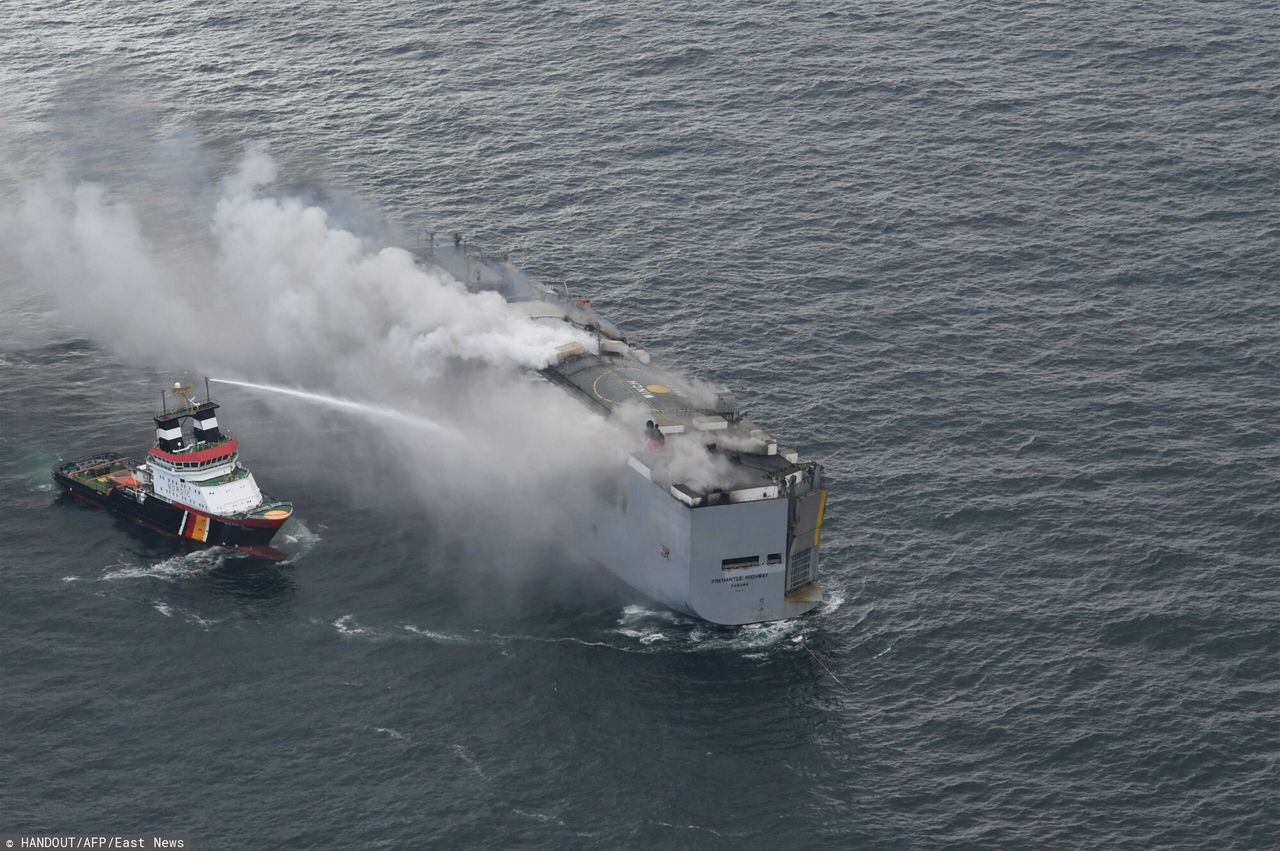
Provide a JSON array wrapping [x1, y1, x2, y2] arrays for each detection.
[[101, 549, 227, 582]]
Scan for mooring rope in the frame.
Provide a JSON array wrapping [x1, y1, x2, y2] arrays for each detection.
[[804, 643, 852, 693]]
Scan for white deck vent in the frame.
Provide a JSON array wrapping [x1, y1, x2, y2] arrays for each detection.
[[555, 342, 587, 363], [601, 339, 629, 357], [751, 429, 778, 456], [692, 415, 728, 432]]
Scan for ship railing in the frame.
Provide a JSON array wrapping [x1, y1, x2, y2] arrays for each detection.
[[62, 454, 125, 476], [250, 496, 292, 513], [155, 399, 217, 418], [197, 467, 251, 487]]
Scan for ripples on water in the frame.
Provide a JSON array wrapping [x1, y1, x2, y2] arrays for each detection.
[[1, 1, 1278, 848]]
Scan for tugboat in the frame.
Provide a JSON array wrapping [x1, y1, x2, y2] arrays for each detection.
[[53, 379, 293, 547]]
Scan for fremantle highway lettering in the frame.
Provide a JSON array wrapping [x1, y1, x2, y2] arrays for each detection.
[[712, 571, 772, 589]]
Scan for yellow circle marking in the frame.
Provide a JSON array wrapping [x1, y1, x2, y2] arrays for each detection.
[[646, 384, 671, 394], [263, 509, 292, 520]]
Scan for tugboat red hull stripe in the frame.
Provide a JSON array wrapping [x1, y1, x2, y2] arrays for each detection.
[[148, 439, 240, 464]]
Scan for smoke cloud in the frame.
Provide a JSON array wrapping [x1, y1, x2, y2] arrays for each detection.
[[0, 142, 639, 589], [5, 145, 597, 381]]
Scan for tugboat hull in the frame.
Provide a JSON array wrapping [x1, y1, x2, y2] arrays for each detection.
[[54, 462, 289, 548]]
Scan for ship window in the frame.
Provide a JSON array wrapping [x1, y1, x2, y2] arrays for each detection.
[[767, 553, 783, 565], [721, 555, 761, 571]]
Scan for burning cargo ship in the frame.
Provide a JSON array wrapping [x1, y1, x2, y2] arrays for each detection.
[[421, 236, 828, 625]]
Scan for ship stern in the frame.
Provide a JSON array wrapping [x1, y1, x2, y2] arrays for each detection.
[[685, 477, 826, 626]]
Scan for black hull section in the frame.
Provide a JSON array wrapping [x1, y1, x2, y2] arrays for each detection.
[[54, 472, 286, 547]]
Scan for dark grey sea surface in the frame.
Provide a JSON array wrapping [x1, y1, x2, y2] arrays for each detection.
[[2, 2, 1279, 848]]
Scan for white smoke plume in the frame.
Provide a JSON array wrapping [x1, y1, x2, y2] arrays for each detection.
[[1, 143, 640, 588], [6, 145, 597, 382], [648, 433, 740, 493]]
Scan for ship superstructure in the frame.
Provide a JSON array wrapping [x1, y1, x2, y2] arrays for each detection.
[[420, 237, 828, 625], [53, 381, 293, 548]]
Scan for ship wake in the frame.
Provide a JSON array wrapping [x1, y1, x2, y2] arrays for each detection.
[[100, 548, 230, 582], [322, 606, 830, 656]]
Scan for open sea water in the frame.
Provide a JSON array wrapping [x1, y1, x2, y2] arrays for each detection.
[[2, 2, 1278, 848]]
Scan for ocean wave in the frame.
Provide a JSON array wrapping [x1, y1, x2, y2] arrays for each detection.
[[818, 588, 847, 616], [151, 599, 220, 629], [451, 744, 484, 778], [101, 549, 228, 582], [372, 726, 409, 743], [402, 624, 475, 644], [611, 605, 814, 654], [332, 614, 371, 636], [514, 809, 565, 826]]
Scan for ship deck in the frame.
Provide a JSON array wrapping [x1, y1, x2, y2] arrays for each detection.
[[544, 350, 813, 498], [57, 453, 141, 494], [243, 497, 293, 520], [413, 247, 819, 501], [545, 355, 701, 417]]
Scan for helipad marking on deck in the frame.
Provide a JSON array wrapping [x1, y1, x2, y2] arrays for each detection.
[[592, 368, 660, 409], [645, 384, 671, 394]]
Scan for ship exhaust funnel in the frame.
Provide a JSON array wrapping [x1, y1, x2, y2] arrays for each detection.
[[191, 406, 222, 443], [154, 416, 184, 452]]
